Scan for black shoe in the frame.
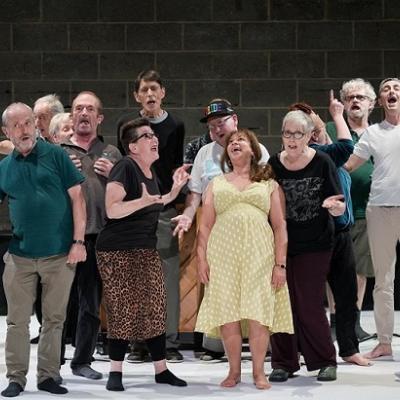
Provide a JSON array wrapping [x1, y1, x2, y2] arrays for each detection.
[[155, 369, 187, 387], [317, 366, 337, 381], [1, 382, 23, 397], [72, 365, 103, 380], [166, 349, 184, 363], [269, 368, 293, 382], [37, 378, 68, 394], [106, 372, 124, 391], [30, 335, 40, 344], [127, 348, 151, 363], [200, 350, 224, 362]]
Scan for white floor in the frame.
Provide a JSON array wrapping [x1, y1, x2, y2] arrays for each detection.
[[0, 312, 399, 399]]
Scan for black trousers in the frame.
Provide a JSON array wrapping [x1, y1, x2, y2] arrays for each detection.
[[271, 251, 337, 373], [69, 235, 102, 369], [327, 230, 359, 358]]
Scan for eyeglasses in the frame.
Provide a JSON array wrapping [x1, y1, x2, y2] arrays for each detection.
[[344, 94, 370, 102], [131, 131, 156, 143], [207, 115, 232, 131], [282, 130, 306, 140]]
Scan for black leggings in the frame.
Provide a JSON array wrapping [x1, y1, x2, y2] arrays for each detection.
[[109, 333, 166, 362]]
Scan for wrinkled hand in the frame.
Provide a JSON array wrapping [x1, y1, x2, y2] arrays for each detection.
[[329, 89, 344, 119], [69, 154, 82, 171], [140, 183, 165, 207], [94, 157, 114, 178], [198, 260, 210, 284], [67, 243, 87, 264], [172, 164, 191, 191], [171, 214, 193, 239], [271, 266, 286, 289]]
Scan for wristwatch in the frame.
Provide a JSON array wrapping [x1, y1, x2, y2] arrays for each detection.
[[274, 264, 286, 269], [72, 239, 85, 246]]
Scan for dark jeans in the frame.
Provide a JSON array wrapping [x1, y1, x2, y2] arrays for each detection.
[[327, 230, 359, 358], [69, 235, 102, 369], [271, 251, 337, 373]]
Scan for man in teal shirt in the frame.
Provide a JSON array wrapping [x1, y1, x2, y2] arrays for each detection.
[[0, 103, 86, 397]]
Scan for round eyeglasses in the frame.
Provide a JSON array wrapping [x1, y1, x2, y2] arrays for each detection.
[[282, 130, 306, 139]]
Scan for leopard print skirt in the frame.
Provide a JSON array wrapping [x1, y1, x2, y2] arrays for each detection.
[[96, 248, 166, 341]]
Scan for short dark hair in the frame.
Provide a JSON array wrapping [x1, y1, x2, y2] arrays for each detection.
[[120, 117, 151, 154], [134, 70, 163, 93]]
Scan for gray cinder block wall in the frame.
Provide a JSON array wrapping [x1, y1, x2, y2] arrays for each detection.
[[0, 0, 399, 154]]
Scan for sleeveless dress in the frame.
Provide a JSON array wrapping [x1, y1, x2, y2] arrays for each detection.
[[195, 175, 294, 338]]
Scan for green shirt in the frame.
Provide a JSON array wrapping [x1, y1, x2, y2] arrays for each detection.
[[0, 140, 84, 258], [326, 121, 373, 219]]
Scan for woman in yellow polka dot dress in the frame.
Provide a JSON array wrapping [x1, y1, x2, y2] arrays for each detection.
[[195, 128, 294, 390]]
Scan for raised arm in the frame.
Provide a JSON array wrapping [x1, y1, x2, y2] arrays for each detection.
[[160, 164, 190, 206], [329, 89, 352, 141]]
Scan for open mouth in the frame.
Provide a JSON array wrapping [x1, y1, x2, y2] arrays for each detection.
[[388, 95, 397, 104], [351, 105, 361, 111], [151, 145, 158, 151], [147, 100, 156, 106]]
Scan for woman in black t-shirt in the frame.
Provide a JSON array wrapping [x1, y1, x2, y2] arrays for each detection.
[[268, 110, 345, 383], [96, 118, 189, 392]]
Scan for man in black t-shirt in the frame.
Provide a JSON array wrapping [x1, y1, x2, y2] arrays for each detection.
[[117, 70, 185, 363]]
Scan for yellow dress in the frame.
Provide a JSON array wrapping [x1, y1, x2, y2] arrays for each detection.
[[195, 175, 294, 338]]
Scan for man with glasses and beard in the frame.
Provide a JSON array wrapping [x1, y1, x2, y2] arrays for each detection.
[[326, 79, 376, 342]]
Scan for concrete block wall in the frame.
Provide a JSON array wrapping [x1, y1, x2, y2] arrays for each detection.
[[0, 0, 399, 154]]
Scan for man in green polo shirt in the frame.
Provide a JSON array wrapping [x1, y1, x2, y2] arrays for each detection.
[[0, 103, 87, 397]]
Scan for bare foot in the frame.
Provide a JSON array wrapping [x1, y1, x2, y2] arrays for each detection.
[[253, 374, 271, 390], [363, 343, 392, 359], [343, 353, 373, 366], [220, 374, 241, 388]]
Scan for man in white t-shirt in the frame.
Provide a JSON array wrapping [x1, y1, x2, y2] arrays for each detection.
[[173, 98, 269, 361], [344, 77, 400, 360]]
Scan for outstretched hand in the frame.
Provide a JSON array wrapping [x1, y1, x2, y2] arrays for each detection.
[[140, 183, 164, 207], [172, 164, 191, 191], [171, 214, 193, 239], [322, 194, 345, 216], [329, 89, 344, 119]]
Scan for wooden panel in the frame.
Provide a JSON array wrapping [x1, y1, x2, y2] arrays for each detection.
[[179, 209, 203, 332]]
